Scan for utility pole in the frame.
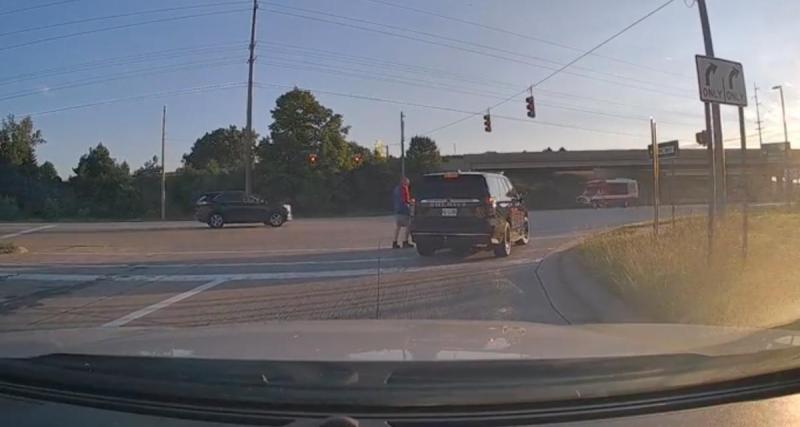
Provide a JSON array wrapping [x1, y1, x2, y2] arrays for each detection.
[[773, 85, 789, 144], [696, 0, 726, 215], [400, 111, 406, 178], [651, 117, 659, 237], [754, 83, 764, 147], [244, 0, 258, 195], [160, 105, 166, 221], [773, 85, 790, 207]]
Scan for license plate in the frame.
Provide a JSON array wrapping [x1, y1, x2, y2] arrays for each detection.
[[441, 208, 457, 217]]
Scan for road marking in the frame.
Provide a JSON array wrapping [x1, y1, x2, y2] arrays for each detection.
[[31, 246, 387, 257], [0, 257, 413, 270], [0, 257, 542, 283], [102, 278, 227, 327], [0, 225, 56, 240]]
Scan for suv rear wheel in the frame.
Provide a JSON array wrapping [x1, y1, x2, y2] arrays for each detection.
[[494, 223, 512, 258], [416, 241, 436, 257], [515, 217, 530, 246]]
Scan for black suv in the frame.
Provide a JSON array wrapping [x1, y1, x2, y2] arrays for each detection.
[[410, 172, 529, 257], [194, 191, 292, 229]]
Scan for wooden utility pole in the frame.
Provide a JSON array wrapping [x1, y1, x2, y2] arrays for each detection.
[[400, 111, 406, 178], [244, 0, 258, 194], [160, 105, 166, 220]]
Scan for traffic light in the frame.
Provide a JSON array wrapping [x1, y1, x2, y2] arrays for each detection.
[[695, 130, 709, 146], [483, 113, 492, 133], [307, 153, 318, 166], [352, 153, 363, 166], [525, 95, 536, 118]]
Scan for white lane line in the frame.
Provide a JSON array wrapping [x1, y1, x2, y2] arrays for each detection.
[[2, 257, 542, 283], [102, 278, 227, 328], [0, 257, 413, 271], [31, 246, 384, 256], [0, 224, 56, 240]]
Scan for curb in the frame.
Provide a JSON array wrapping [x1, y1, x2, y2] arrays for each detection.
[[534, 238, 650, 325]]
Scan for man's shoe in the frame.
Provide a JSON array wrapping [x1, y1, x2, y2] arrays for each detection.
[[403, 242, 414, 248], [392, 242, 401, 249]]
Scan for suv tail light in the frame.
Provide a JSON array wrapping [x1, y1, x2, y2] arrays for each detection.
[[484, 196, 496, 217]]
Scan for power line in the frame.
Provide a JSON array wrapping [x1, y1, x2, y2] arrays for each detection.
[[0, 7, 250, 53], [253, 82, 645, 138], [256, 57, 697, 127], [0, 1, 250, 38], [361, 0, 692, 79], [0, 57, 244, 103], [24, 82, 248, 117], [258, 42, 702, 120], [263, 1, 693, 94], [0, 42, 248, 86], [262, 7, 693, 101], [422, 0, 676, 135], [0, 0, 78, 17]]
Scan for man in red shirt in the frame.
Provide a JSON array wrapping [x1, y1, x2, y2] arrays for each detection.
[[392, 177, 413, 249]]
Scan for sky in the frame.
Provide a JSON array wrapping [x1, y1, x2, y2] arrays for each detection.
[[2, 0, 799, 178]]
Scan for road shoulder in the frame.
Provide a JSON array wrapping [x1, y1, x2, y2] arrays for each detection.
[[536, 246, 648, 324]]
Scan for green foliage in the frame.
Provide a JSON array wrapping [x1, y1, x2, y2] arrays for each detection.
[[406, 135, 441, 177], [70, 143, 140, 218], [183, 126, 250, 172], [0, 195, 20, 220], [0, 115, 45, 167]]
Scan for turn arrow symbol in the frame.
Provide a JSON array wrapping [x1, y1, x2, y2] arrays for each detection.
[[728, 68, 740, 89], [704, 63, 718, 85]]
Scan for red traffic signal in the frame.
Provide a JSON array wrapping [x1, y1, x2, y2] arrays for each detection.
[[525, 95, 536, 118], [307, 153, 318, 166], [483, 113, 492, 133]]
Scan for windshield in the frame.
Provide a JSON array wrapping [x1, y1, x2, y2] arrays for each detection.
[[1, 0, 800, 420]]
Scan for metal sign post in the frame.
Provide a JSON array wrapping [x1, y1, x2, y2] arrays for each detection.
[[738, 106, 748, 260], [671, 158, 676, 226], [648, 139, 679, 229], [651, 118, 659, 237], [695, 54, 747, 263]]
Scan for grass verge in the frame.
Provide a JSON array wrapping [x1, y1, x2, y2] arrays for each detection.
[[0, 241, 17, 254], [578, 212, 800, 327]]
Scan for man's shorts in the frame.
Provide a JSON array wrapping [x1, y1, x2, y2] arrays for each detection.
[[395, 214, 410, 227]]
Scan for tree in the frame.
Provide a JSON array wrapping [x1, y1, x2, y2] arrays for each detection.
[[70, 143, 139, 217], [134, 155, 161, 178], [255, 88, 356, 211], [406, 135, 441, 176], [0, 115, 45, 168], [182, 126, 249, 172], [38, 161, 60, 183]]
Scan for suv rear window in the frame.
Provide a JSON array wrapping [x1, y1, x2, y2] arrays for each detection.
[[416, 175, 489, 200]]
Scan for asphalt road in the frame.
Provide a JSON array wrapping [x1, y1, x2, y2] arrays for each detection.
[[0, 206, 708, 332]]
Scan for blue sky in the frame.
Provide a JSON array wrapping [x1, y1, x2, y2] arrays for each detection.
[[3, 0, 798, 177]]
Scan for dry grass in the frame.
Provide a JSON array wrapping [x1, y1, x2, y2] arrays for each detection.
[[578, 213, 800, 327], [0, 241, 16, 254]]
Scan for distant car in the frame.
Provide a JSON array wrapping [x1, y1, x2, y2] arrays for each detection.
[[410, 171, 529, 257], [576, 178, 639, 208], [194, 191, 292, 229]]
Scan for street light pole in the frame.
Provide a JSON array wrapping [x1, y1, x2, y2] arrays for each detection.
[[160, 105, 166, 220], [773, 85, 791, 207], [754, 83, 764, 147], [696, 0, 726, 215], [773, 85, 789, 144]]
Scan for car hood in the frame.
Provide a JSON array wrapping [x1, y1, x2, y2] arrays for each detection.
[[0, 320, 798, 361]]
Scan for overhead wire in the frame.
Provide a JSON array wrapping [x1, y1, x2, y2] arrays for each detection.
[[260, 6, 694, 101], [262, 1, 693, 94], [0, 7, 250, 53], [24, 82, 248, 117], [0, 1, 251, 38], [0, 41, 248, 86], [254, 82, 646, 138], [421, 0, 677, 136], [0, 56, 245, 103], [0, 0, 79, 17], [258, 43, 703, 122], [361, 0, 692, 80]]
